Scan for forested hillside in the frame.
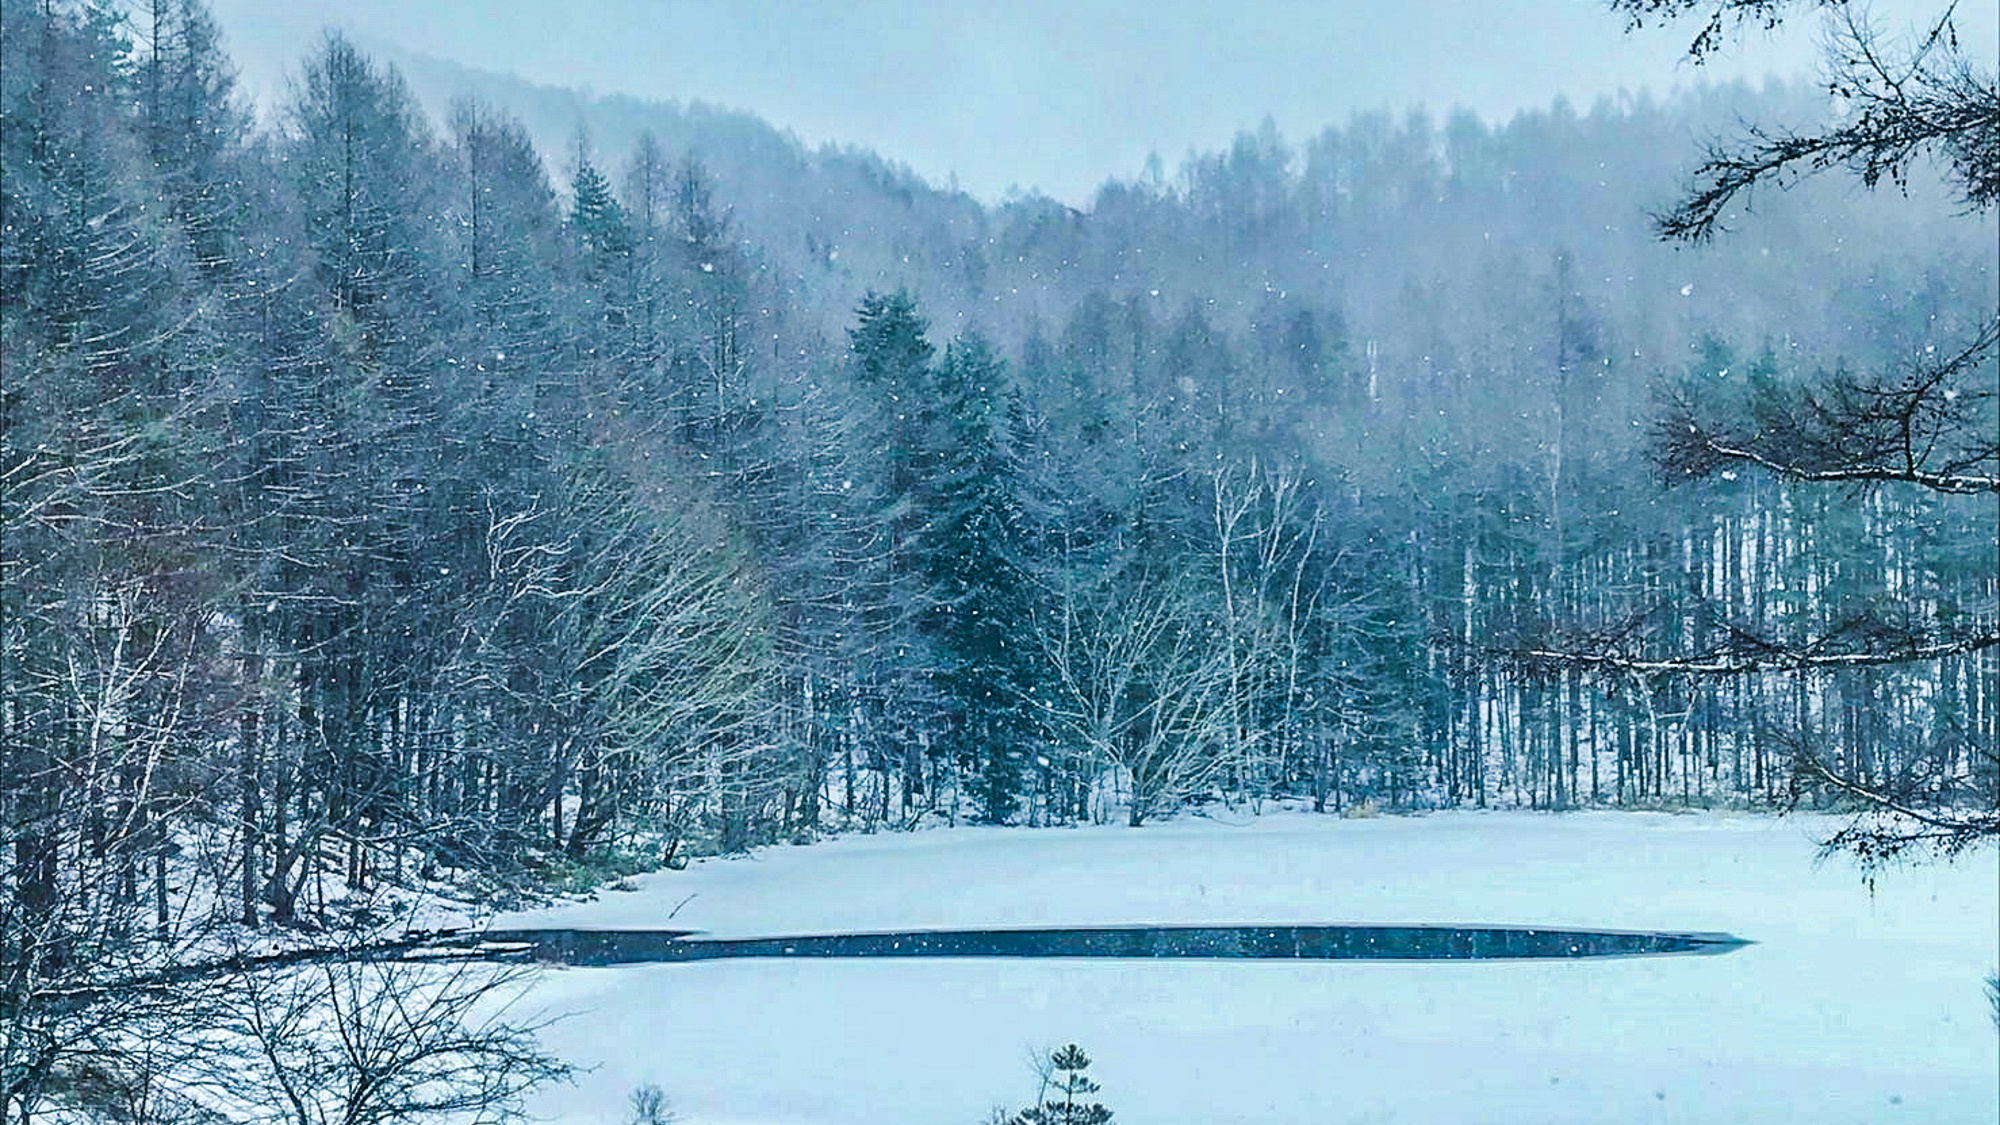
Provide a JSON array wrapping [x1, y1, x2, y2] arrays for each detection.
[[4, 0, 1994, 963]]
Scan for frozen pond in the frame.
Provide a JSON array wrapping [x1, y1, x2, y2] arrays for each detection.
[[505, 811, 1998, 1125]]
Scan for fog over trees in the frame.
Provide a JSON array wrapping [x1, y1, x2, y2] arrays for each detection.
[[1, 0, 1994, 1120]]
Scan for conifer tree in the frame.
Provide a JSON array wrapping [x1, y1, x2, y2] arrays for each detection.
[[570, 148, 633, 264], [567, 130, 636, 367], [845, 290, 942, 810], [1012, 1044, 1113, 1125], [921, 333, 1038, 821]]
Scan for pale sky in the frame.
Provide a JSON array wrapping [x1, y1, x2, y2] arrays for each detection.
[[205, 0, 1994, 206]]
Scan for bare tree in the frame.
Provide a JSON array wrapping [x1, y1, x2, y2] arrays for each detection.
[[180, 941, 570, 1125], [1205, 459, 1325, 802], [1033, 567, 1239, 826]]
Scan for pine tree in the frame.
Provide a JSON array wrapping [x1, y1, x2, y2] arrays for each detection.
[[570, 150, 632, 263], [921, 334, 1037, 821], [850, 289, 935, 389], [1012, 1045, 1113, 1125], [844, 290, 943, 813], [567, 131, 635, 363]]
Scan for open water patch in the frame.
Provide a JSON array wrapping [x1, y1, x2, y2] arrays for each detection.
[[475, 924, 1749, 965]]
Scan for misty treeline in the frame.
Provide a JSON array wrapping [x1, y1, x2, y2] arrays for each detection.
[[6, 0, 1997, 970]]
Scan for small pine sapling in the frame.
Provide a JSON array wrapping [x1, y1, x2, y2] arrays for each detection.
[[1012, 1043, 1113, 1125]]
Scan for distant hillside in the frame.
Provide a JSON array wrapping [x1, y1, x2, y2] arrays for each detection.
[[370, 38, 990, 331], [361, 41, 1994, 374]]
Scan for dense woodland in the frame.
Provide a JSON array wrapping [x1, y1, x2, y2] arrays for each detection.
[[2, 4, 1996, 1113]]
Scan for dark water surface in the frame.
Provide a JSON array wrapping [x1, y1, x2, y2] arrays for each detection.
[[475, 924, 1750, 965]]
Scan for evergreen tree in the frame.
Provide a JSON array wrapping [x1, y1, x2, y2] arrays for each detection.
[[570, 147, 633, 264], [845, 290, 942, 811], [850, 288, 936, 391], [1012, 1045, 1113, 1125], [567, 129, 636, 389], [920, 333, 1038, 821]]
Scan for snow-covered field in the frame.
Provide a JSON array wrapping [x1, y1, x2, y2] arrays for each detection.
[[501, 811, 1998, 1124]]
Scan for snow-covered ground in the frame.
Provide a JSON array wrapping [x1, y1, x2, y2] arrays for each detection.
[[502, 810, 1998, 1124]]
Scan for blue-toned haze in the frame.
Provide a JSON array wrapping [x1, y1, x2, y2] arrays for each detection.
[[204, 0, 1994, 205]]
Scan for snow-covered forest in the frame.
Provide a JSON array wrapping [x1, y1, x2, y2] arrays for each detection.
[[2, 0, 1995, 1121]]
